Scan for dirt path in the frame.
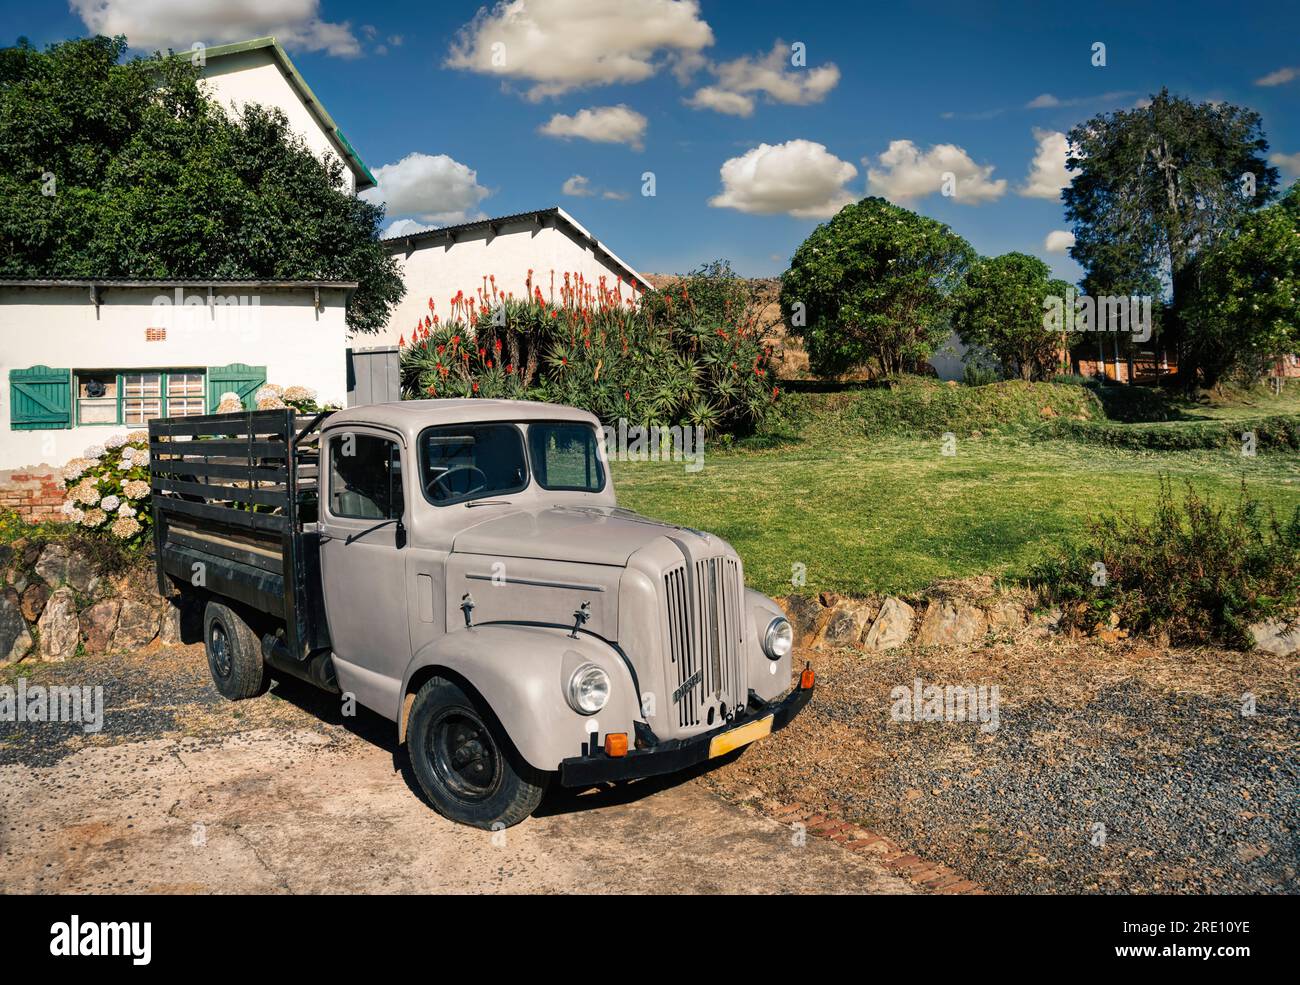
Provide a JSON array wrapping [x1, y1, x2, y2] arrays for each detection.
[[0, 650, 911, 895]]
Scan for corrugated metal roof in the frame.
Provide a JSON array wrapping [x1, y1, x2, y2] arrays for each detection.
[[0, 279, 358, 288], [379, 206, 653, 291]]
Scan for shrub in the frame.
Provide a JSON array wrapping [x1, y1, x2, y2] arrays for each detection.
[[962, 364, 1002, 387], [58, 433, 153, 549], [852, 377, 1100, 437], [1042, 415, 1300, 451], [399, 264, 779, 435], [1032, 478, 1300, 648]]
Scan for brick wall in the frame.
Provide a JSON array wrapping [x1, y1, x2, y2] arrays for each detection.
[[0, 468, 66, 521]]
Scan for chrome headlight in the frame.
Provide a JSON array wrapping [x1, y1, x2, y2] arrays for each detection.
[[566, 663, 610, 715], [763, 616, 793, 660]]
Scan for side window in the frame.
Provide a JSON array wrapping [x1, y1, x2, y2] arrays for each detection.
[[329, 434, 404, 520]]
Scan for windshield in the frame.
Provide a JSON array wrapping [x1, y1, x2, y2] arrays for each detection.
[[418, 420, 605, 505], [528, 422, 605, 493], [419, 423, 528, 505]]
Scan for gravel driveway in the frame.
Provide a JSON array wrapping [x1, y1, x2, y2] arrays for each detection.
[[0, 647, 911, 895]]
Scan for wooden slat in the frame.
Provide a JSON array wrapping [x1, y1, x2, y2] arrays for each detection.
[[150, 439, 287, 458], [150, 460, 287, 482], [154, 495, 288, 532], [166, 527, 284, 573], [151, 476, 290, 508]]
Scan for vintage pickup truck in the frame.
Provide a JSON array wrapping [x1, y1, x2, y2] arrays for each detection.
[[148, 400, 812, 828]]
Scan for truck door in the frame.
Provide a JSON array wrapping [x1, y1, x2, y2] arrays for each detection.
[[319, 427, 411, 720]]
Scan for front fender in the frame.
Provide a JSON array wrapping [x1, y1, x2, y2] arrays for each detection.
[[747, 589, 792, 702], [399, 625, 642, 773]]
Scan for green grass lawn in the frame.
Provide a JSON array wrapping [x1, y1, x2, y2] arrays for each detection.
[[611, 430, 1300, 598]]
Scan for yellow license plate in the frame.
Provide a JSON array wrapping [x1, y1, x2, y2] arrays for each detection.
[[708, 714, 774, 758]]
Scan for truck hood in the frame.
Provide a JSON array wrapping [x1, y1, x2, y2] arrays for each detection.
[[450, 505, 714, 567]]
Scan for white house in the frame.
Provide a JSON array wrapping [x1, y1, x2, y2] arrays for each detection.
[[0, 280, 353, 470], [196, 37, 376, 195], [379, 207, 653, 347], [1, 38, 374, 473]]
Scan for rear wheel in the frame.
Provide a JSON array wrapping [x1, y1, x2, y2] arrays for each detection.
[[203, 599, 268, 700], [407, 677, 548, 829]]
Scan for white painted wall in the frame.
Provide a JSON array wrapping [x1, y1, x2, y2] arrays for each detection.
[[199, 47, 357, 195], [377, 218, 644, 347], [0, 285, 349, 470]]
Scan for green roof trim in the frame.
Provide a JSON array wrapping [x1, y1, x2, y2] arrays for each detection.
[[189, 36, 376, 191]]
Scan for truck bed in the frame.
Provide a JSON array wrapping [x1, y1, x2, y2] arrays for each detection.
[[148, 408, 332, 658]]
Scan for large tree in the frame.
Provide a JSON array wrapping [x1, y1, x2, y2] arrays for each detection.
[[780, 197, 974, 377], [950, 252, 1073, 380], [0, 35, 403, 333], [1063, 88, 1279, 383], [1183, 182, 1300, 385]]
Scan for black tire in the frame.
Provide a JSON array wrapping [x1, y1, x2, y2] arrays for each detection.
[[203, 599, 268, 700], [407, 677, 549, 829]]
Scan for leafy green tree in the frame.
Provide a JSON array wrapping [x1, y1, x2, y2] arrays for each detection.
[[1063, 88, 1279, 383], [780, 197, 974, 377], [950, 252, 1073, 380], [1184, 182, 1300, 385], [0, 35, 403, 333]]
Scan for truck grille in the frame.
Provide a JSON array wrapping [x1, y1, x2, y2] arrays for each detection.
[[663, 556, 745, 730]]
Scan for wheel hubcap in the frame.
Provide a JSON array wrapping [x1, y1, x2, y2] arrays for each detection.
[[210, 623, 232, 679], [429, 708, 501, 802]]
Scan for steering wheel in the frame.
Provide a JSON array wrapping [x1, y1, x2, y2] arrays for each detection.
[[427, 465, 488, 501]]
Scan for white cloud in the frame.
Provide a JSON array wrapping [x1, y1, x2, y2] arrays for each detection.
[[539, 105, 647, 149], [709, 140, 858, 219], [865, 140, 1006, 205], [445, 0, 714, 100], [1026, 93, 1060, 109], [1271, 151, 1300, 177], [687, 41, 839, 116], [1020, 128, 1072, 200], [382, 218, 435, 238], [70, 0, 361, 57], [1255, 66, 1299, 87], [360, 152, 491, 227], [1044, 230, 1076, 254], [686, 86, 755, 117], [562, 175, 595, 197]]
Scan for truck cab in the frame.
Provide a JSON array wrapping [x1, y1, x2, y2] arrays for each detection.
[[151, 400, 811, 829]]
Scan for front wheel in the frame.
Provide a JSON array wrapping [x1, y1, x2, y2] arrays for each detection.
[[407, 678, 549, 829]]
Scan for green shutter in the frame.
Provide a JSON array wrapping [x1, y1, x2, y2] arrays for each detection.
[[10, 366, 72, 430], [207, 364, 267, 411]]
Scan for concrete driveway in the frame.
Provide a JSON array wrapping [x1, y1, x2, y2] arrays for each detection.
[[0, 723, 912, 894]]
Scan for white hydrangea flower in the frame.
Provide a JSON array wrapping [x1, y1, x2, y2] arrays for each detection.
[[117, 502, 136, 518], [60, 499, 76, 515], [105, 434, 128, 449], [100, 494, 121, 511], [83, 444, 106, 458], [120, 445, 136, 462]]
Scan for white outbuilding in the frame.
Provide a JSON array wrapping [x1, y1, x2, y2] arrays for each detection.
[[378, 207, 653, 347]]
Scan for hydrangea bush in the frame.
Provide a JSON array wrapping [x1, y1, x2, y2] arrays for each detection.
[[59, 432, 152, 547]]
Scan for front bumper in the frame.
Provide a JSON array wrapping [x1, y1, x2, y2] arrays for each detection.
[[558, 680, 814, 787]]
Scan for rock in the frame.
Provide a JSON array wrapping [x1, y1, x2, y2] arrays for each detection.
[[19, 582, 49, 622], [985, 600, 1027, 634], [818, 591, 841, 608], [821, 601, 876, 647], [0, 593, 34, 663], [111, 599, 159, 650], [1249, 617, 1300, 657], [33, 543, 98, 594], [1028, 606, 1063, 637], [916, 600, 988, 647], [37, 587, 80, 660], [79, 600, 122, 653], [779, 594, 824, 645], [6, 567, 27, 593], [863, 597, 916, 652]]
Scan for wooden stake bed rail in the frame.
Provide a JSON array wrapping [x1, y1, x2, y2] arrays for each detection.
[[149, 408, 332, 659]]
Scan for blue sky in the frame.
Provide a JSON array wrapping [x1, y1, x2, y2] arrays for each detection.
[[6, 1, 1299, 281]]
